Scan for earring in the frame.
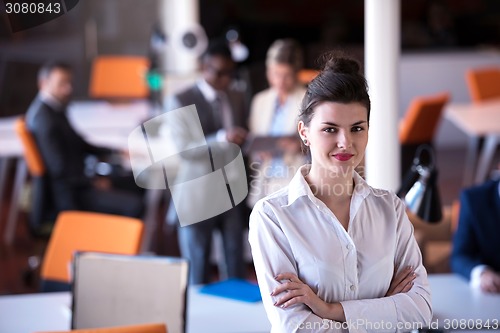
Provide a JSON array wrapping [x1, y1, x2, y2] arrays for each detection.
[[303, 139, 308, 146]]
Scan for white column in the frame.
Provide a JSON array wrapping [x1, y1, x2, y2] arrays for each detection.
[[160, 0, 200, 74], [364, 0, 401, 191]]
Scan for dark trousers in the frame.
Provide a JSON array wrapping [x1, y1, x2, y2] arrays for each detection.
[[77, 187, 144, 218], [177, 203, 245, 285], [80, 172, 145, 218]]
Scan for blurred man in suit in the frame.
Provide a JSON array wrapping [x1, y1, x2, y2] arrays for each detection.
[[26, 61, 144, 218], [163, 40, 248, 284], [451, 164, 500, 293]]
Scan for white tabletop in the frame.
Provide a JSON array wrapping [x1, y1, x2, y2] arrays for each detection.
[[1, 274, 499, 333], [0, 292, 71, 333], [187, 286, 269, 333], [445, 99, 500, 186], [429, 274, 500, 329], [0, 100, 152, 157], [67, 100, 151, 132], [0, 116, 17, 133], [0, 134, 23, 157], [445, 99, 500, 136], [0, 117, 22, 157], [0, 287, 270, 333]]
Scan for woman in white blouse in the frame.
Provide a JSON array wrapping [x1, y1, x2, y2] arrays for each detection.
[[249, 53, 432, 332]]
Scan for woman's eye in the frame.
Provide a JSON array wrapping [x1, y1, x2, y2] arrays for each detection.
[[323, 127, 336, 133], [351, 126, 364, 132]]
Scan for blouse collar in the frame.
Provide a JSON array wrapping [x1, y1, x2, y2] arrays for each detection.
[[286, 164, 371, 206]]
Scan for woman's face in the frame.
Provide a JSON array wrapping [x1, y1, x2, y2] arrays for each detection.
[[266, 62, 297, 96], [298, 101, 369, 175]]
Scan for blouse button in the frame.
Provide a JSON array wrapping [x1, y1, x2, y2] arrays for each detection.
[[346, 244, 352, 250], [350, 284, 356, 291]]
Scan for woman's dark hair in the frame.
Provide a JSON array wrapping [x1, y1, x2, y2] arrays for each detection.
[[298, 51, 370, 127]]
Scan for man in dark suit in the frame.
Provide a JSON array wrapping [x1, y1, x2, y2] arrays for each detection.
[[26, 61, 144, 218], [162, 40, 248, 284], [451, 166, 500, 293]]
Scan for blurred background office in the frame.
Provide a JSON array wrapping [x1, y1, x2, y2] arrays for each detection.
[[1, 0, 500, 295]]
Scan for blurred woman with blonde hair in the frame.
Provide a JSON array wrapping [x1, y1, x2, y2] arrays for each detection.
[[247, 39, 307, 206]]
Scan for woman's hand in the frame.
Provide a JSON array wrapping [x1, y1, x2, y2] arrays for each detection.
[[271, 272, 345, 322], [385, 266, 416, 296]]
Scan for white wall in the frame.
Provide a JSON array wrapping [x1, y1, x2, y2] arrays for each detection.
[[400, 50, 500, 147]]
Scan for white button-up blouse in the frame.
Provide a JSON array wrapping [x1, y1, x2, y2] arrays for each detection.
[[249, 165, 432, 333]]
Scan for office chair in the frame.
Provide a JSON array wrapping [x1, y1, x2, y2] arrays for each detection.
[[35, 323, 168, 333], [14, 117, 56, 236], [14, 117, 59, 287], [399, 92, 450, 177], [40, 210, 144, 292], [465, 67, 500, 103], [89, 56, 150, 99], [464, 68, 500, 181]]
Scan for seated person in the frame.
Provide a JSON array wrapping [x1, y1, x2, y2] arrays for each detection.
[[26, 61, 144, 218], [451, 164, 500, 293]]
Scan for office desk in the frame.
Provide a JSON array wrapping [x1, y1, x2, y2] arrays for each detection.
[[67, 100, 150, 134], [0, 286, 270, 333], [1, 274, 499, 333], [445, 100, 500, 186], [430, 274, 500, 331], [0, 100, 159, 248]]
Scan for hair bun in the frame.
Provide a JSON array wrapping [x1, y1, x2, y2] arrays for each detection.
[[319, 51, 360, 75]]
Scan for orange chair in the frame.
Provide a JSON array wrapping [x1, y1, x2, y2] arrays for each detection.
[[40, 210, 143, 292], [399, 92, 450, 145], [6, 117, 56, 286], [35, 323, 168, 333], [465, 67, 500, 103], [399, 92, 450, 177], [14, 117, 55, 236], [89, 56, 150, 99], [15, 117, 45, 177], [298, 69, 319, 85]]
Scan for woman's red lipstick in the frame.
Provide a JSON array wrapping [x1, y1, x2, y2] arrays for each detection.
[[334, 153, 354, 161]]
